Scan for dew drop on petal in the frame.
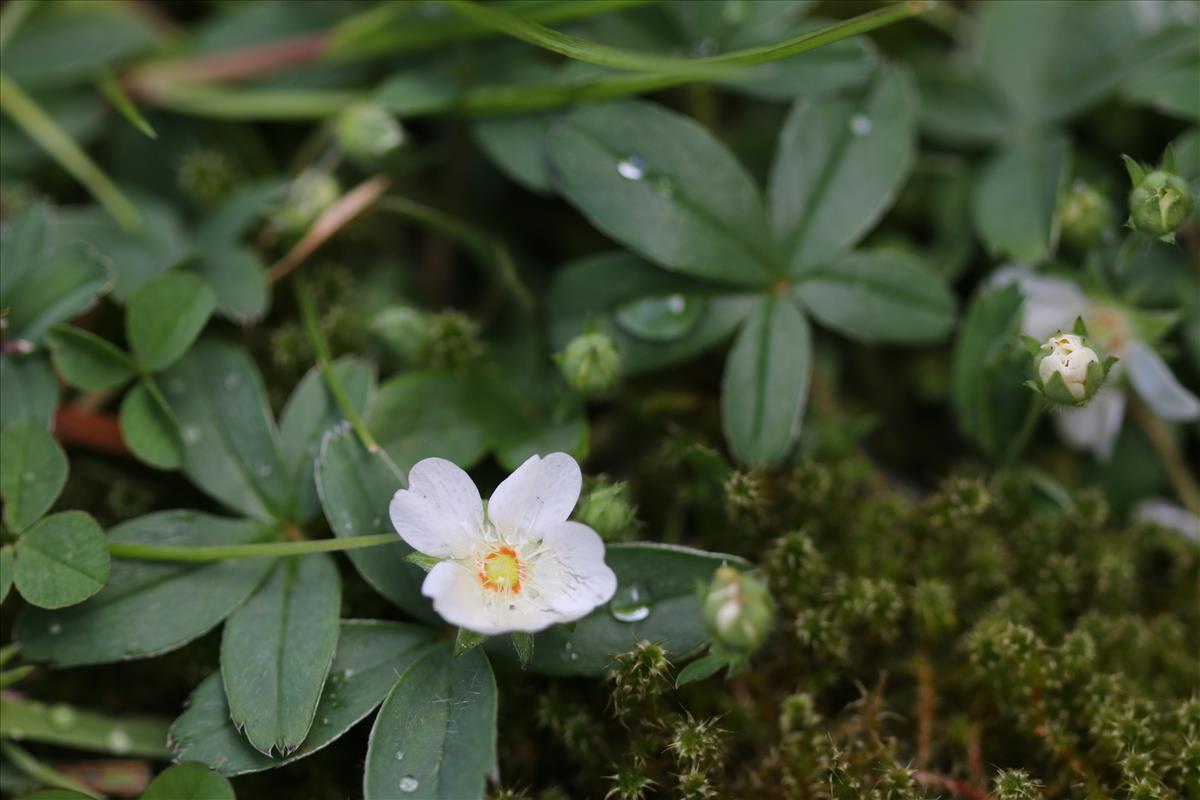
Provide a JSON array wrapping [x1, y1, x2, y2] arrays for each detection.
[[617, 155, 646, 181], [399, 775, 420, 793], [850, 114, 873, 136], [609, 583, 651, 623]]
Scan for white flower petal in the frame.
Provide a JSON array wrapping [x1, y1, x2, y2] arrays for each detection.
[[1054, 387, 1125, 461], [389, 457, 483, 559], [421, 561, 559, 635], [990, 264, 1089, 340], [533, 521, 618, 622], [1133, 498, 1200, 542], [1125, 340, 1200, 421], [487, 452, 582, 538]]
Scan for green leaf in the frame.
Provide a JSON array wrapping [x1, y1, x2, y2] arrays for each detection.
[[916, 67, 1012, 147], [53, 196, 190, 300], [0, 696, 171, 757], [371, 371, 490, 475], [951, 286, 1039, 462], [1123, 56, 1200, 122], [188, 243, 270, 324], [721, 297, 811, 467], [220, 553, 341, 757], [171, 621, 439, 776], [2, 5, 158, 90], [548, 252, 756, 374], [97, 71, 156, 139], [279, 358, 374, 524], [13, 511, 110, 609], [364, 645, 497, 800], [770, 65, 918, 274], [972, 136, 1069, 263], [793, 249, 956, 344], [675, 651, 731, 688], [0, 204, 91, 332], [142, 763, 234, 800], [472, 113, 555, 193], [46, 325, 136, 392], [0, 423, 68, 531], [493, 543, 750, 676], [454, 628, 489, 655], [975, 0, 1073, 123], [126, 270, 217, 371], [119, 382, 184, 470], [16, 511, 276, 666], [0, 546, 13, 604], [158, 339, 292, 521], [316, 425, 433, 621], [547, 100, 776, 285], [0, 353, 58, 429]]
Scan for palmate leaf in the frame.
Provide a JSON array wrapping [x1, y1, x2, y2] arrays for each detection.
[[0, 423, 68, 532], [12, 511, 109, 609], [0, 353, 58, 429], [972, 136, 1069, 264]]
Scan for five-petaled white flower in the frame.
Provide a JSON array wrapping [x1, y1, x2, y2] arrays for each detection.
[[390, 452, 618, 635]]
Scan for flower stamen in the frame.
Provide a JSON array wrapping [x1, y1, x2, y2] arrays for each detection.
[[478, 546, 524, 594]]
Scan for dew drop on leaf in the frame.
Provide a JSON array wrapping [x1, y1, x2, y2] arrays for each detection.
[[108, 728, 131, 754], [182, 426, 202, 444], [49, 704, 76, 727], [617, 156, 647, 181], [49, 623, 63, 635], [399, 775, 419, 792], [850, 114, 873, 136], [394, 750, 406, 762], [609, 583, 652, 623]]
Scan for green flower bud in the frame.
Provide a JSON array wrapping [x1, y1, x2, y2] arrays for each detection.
[[1058, 180, 1114, 250], [558, 332, 620, 398], [1025, 327, 1115, 407], [177, 147, 240, 207], [335, 103, 405, 161], [273, 169, 340, 233], [575, 478, 637, 541], [1125, 156, 1192, 239], [701, 566, 773, 655], [370, 306, 429, 363]]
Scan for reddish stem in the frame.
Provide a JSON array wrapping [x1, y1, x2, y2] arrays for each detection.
[[913, 770, 988, 800], [54, 406, 131, 457], [127, 33, 328, 96]]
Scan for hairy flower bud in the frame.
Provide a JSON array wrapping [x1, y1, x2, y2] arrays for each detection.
[[1125, 155, 1192, 240], [558, 332, 621, 398], [575, 478, 637, 541], [273, 169, 340, 233], [335, 103, 405, 161], [371, 306, 482, 370], [702, 566, 773, 655], [1058, 180, 1114, 250]]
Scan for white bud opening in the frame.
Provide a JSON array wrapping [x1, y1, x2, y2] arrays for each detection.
[[1039, 334, 1100, 400]]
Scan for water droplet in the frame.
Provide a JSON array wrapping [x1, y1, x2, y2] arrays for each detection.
[[321, 716, 330, 725], [394, 750, 406, 762], [49, 623, 63, 635], [9, 727, 24, 740], [343, 668, 356, 679], [651, 175, 674, 199], [693, 37, 718, 56], [399, 775, 420, 793], [560, 642, 581, 663], [617, 155, 646, 181], [182, 425, 202, 444], [609, 583, 652, 623], [108, 728, 132, 754], [616, 294, 705, 342], [49, 704, 76, 727], [256, 464, 273, 477], [22, 471, 35, 482], [371, 517, 382, 529], [850, 114, 873, 136], [223, 373, 241, 390]]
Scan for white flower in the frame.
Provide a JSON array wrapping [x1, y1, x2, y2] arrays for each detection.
[[389, 453, 618, 635], [992, 265, 1200, 460], [1038, 333, 1100, 400], [1133, 498, 1199, 543]]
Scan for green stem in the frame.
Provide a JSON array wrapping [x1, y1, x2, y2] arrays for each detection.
[[0, 741, 103, 800], [1129, 396, 1200, 516], [0, 72, 141, 230], [294, 274, 402, 475], [109, 533, 399, 562]]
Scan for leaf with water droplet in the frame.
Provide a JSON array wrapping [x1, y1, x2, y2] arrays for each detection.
[[615, 294, 706, 342], [0, 423, 68, 532], [119, 381, 184, 471], [364, 644, 496, 800], [609, 582, 652, 623]]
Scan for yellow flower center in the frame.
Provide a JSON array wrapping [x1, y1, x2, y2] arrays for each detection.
[[479, 546, 523, 594]]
